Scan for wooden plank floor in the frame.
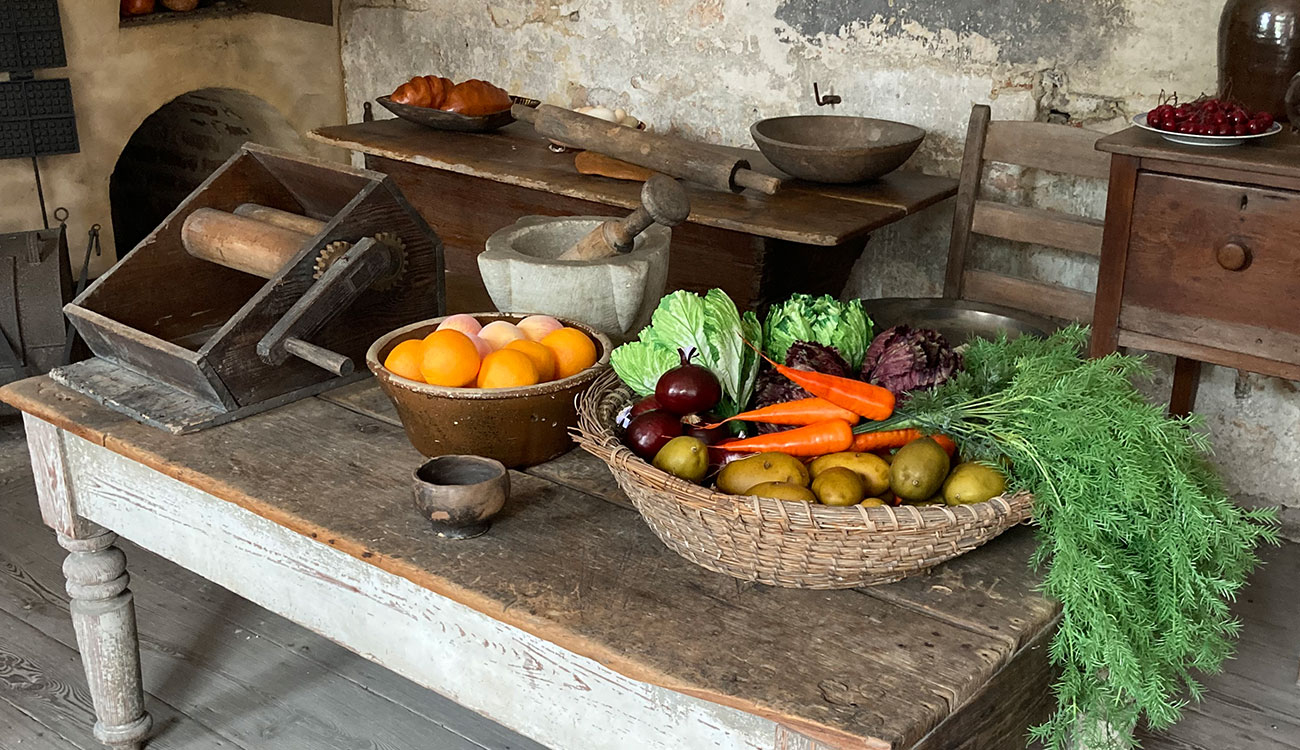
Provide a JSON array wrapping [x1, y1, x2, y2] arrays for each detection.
[[0, 411, 1297, 750]]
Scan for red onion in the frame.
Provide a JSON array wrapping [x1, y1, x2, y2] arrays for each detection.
[[625, 410, 683, 460], [629, 395, 663, 419], [655, 349, 722, 416]]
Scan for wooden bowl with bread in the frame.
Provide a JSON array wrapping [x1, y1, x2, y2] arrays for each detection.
[[378, 76, 525, 133]]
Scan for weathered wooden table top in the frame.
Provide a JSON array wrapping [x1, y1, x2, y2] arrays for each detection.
[[1, 375, 1058, 749], [309, 119, 958, 246]]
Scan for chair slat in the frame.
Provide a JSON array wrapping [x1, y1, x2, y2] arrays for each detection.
[[983, 121, 1109, 180], [970, 201, 1104, 256], [962, 269, 1094, 323]]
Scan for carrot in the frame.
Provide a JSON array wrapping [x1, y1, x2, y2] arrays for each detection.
[[743, 340, 894, 420], [851, 430, 957, 456], [718, 419, 854, 457], [699, 397, 859, 429]]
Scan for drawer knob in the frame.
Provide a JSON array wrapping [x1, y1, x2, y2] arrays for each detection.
[[1216, 242, 1250, 271]]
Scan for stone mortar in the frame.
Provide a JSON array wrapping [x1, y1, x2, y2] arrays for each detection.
[[477, 215, 670, 341]]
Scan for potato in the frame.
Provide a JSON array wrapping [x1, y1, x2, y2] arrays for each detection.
[[716, 452, 810, 494], [809, 452, 891, 496], [746, 481, 817, 502], [811, 467, 867, 506]]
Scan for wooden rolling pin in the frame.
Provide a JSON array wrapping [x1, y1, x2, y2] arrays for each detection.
[[181, 204, 324, 278], [233, 203, 326, 236], [559, 174, 690, 261], [514, 104, 782, 195]]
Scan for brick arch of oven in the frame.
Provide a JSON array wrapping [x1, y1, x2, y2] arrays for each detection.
[[108, 88, 302, 259]]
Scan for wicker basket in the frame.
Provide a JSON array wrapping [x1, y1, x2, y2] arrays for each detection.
[[574, 370, 1033, 589]]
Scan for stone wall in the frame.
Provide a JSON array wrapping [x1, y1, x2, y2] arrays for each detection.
[[0, 3, 346, 275], [338, 0, 1298, 538]]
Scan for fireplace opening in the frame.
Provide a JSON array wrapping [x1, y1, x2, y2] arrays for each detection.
[[109, 88, 301, 259]]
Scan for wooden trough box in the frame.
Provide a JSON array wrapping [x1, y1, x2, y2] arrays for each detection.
[[53, 144, 445, 433]]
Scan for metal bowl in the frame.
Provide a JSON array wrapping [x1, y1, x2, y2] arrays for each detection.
[[857, 298, 1060, 345], [376, 95, 514, 133], [750, 115, 925, 183], [367, 313, 612, 468]]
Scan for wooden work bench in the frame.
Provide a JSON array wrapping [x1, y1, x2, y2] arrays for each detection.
[[1, 375, 1058, 750], [309, 119, 957, 312]]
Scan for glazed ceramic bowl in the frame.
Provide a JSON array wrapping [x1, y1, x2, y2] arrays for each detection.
[[366, 313, 613, 468], [750, 115, 925, 183]]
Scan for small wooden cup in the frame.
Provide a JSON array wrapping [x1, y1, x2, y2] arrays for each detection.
[[412, 456, 509, 539]]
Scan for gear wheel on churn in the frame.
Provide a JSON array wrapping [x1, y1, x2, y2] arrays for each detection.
[[312, 233, 408, 291]]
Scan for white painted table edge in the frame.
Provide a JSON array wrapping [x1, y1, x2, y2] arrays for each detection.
[[21, 414, 849, 750]]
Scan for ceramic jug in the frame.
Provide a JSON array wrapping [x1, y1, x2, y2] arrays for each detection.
[[1219, 0, 1300, 117]]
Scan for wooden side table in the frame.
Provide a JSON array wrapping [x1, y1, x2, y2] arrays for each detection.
[[1092, 128, 1300, 414]]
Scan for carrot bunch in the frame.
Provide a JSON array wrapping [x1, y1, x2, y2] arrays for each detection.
[[717, 342, 914, 456]]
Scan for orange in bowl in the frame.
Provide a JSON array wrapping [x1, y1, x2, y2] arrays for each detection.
[[383, 338, 427, 382], [476, 349, 539, 389], [541, 327, 598, 380], [420, 329, 481, 387], [504, 339, 557, 382]]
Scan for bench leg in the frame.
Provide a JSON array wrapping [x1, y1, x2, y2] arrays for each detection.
[[59, 530, 153, 750]]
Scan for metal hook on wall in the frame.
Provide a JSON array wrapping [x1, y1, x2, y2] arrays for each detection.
[[813, 82, 841, 107]]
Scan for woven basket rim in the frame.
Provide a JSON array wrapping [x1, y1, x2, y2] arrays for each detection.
[[574, 369, 1032, 532]]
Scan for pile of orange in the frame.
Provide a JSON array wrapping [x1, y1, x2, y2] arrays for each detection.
[[382, 317, 598, 390]]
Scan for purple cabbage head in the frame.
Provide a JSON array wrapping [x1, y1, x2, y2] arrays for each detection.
[[860, 326, 961, 397]]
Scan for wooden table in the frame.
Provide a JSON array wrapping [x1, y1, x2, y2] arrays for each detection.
[[1092, 127, 1300, 413], [309, 119, 957, 312], [1, 375, 1058, 750]]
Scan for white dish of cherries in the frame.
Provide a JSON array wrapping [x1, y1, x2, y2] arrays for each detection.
[[1135, 96, 1281, 147]]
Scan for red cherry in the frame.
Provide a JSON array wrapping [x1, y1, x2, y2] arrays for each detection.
[[1217, 123, 1233, 136], [1179, 122, 1196, 134], [1247, 119, 1267, 134], [1235, 122, 1250, 135], [1257, 112, 1274, 128]]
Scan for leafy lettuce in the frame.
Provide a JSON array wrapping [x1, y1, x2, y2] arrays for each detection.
[[762, 294, 871, 370], [610, 289, 761, 418]]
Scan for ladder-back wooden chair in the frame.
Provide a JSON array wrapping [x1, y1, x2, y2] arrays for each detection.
[[943, 104, 1108, 322]]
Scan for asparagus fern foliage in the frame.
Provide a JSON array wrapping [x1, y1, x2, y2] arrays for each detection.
[[866, 326, 1277, 749]]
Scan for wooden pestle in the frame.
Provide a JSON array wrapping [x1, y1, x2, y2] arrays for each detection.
[[558, 174, 690, 261], [181, 205, 324, 278]]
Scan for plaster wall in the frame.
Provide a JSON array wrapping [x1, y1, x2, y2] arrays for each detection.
[[339, 0, 1298, 537], [0, 3, 346, 275]]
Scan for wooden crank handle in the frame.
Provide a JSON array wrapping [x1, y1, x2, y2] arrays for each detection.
[[733, 167, 783, 195], [283, 337, 354, 376], [511, 103, 538, 124], [257, 237, 396, 373]]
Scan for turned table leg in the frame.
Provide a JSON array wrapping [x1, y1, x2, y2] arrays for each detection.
[[24, 415, 153, 748], [59, 530, 153, 750]]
